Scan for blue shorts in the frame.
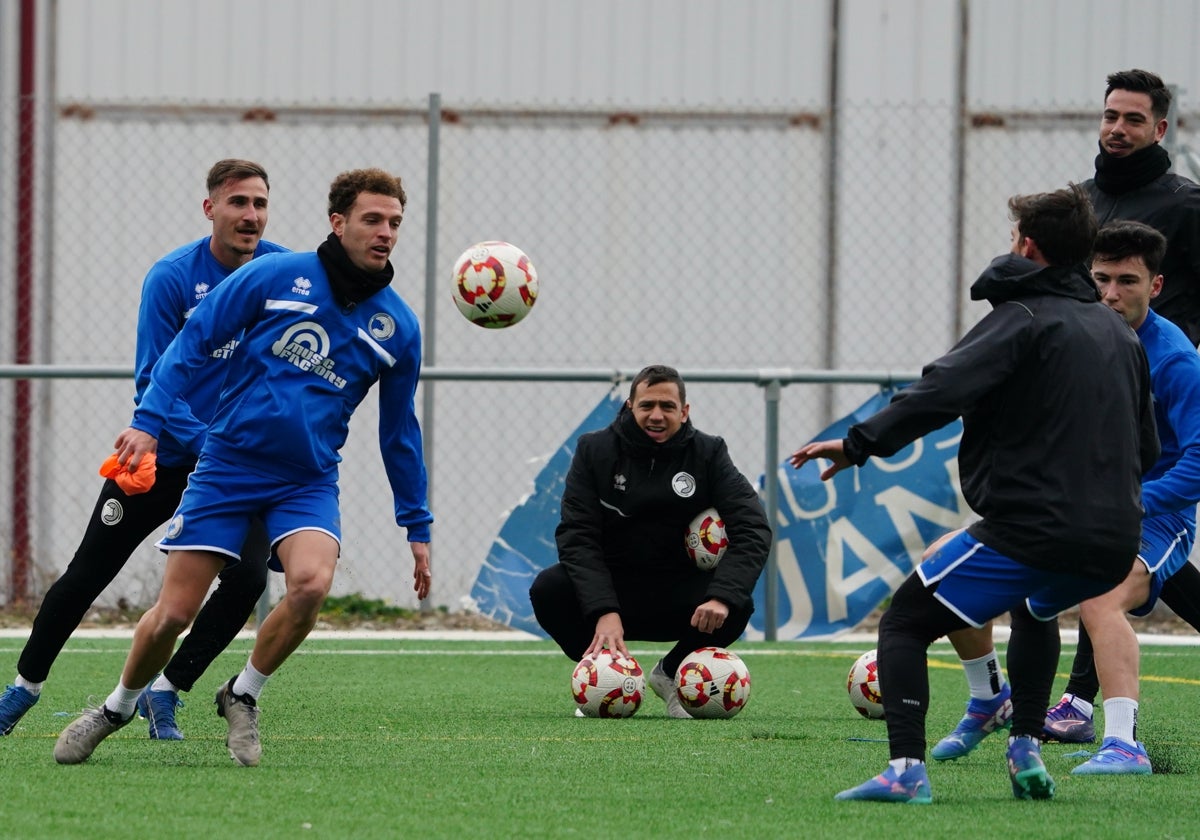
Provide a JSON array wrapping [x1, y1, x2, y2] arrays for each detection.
[[1130, 512, 1194, 617], [157, 454, 341, 572], [918, 531, 1115, 627]]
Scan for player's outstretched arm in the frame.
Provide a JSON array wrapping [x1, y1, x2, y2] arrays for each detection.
[[788, 439, 850, 480]]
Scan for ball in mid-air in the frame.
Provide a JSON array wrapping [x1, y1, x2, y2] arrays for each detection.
[[571, 651, 645, 718], [450, 240, 539, 328], [675, 646, 751, 719]]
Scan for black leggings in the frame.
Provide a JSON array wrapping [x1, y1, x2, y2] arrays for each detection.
[[529, 563, 752, 675], [18, 466, 269, 691], [877, 573, 1061, 759]]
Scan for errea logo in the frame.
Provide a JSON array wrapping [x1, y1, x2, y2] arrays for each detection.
[[194, 282, 210, 300], [292, 276, 312, 296]]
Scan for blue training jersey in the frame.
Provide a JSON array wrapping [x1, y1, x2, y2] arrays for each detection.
[[131, 250, 432, 541], [1138, 308, 1200, 525], [134, 236, 289, 467]]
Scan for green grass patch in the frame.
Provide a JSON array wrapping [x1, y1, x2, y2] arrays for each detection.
[[0, 638, 1196, 838]]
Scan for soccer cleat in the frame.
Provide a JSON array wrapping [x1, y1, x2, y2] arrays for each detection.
[[1071, 737, 1152, 775], [1042, 696, 1096, 743], [930, 683, 1013, 760], [215, 679, 261, 767], [648, 661, 692, 719], [834, 764, 932, 804], [0, 684, 39, 735], [53, 704, 133, 764], [136, 685, 185, 740], [1006, 735, 1055, 800]]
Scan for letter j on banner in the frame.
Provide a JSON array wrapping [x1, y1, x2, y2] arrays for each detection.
[[746, 387, 971, 641]]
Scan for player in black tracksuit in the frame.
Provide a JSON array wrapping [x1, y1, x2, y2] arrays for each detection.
[[793, 185, 1159, 802], [530, 365, 771, 716]]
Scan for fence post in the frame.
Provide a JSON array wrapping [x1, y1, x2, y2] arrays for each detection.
[[763, 378, 782, 641]]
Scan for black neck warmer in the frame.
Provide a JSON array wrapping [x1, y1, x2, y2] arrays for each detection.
[[316, 232, 394, 309], [1094, 142, 1171, 195]]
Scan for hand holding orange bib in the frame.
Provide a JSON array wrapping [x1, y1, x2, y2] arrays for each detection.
[[98, 452, 157, 495]]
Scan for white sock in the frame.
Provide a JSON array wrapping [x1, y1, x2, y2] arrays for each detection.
[[15, 675, 43, 696], [104, 681, 147, 718], [1009, 734, 1040, 746], [1102, 697, 1138, 744], [961, 650, 1005, 700], [888, 757, 923, 773], [1062, 692, 1094, 718], [232, 659, 270, 701], [151, 674, 180, 694]]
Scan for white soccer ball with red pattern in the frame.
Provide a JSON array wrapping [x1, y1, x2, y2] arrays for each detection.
[[847, 649, 884, 719], [685, 507, 728, 571], [571, 651, 645, 718], [675, 646, 751, 718], [450, 240, 539, 328]]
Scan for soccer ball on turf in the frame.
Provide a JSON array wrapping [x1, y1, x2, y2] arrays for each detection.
[[675, 646, 751, 718], [685, 507, 727, 571], [450, 240, 539, 328], [571, 651, 645, 718], [846, 649, 884, 719]]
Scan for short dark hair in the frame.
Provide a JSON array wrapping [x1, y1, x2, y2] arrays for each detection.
[[628, 364, 686, 405], [1105, 69, 1172, 121], [206, 159, 269, 194], [1092, 220, 1168, 276], [328, 168, 407, 217], [1008, 183, 1097, 266]]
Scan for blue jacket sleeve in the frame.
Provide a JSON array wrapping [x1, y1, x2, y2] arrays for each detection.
[[133, 262, 207, 452], [377, 322, 433, 542], [1141, 350, 1200, 517], [132, 263, 261, 439]]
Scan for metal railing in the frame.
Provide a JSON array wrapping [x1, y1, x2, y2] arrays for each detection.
[[0, 364, 922, 638]]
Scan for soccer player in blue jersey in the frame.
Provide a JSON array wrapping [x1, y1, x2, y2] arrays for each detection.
[[791, 185, 1159, 804], [931, 221, 1200, 775], [0, 159, 285, 740], [54, 168, 433, 767]]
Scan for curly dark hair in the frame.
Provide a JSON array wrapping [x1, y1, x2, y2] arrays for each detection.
[[327, 168, 407, 217]]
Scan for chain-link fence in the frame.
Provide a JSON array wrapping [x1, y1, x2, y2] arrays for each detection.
[[1, 94, 1197, 617]]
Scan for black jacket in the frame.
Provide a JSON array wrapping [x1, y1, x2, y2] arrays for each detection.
[[555, 408, 771, 621], [1084, 172, 1200, 344], [844, 255, 1159, 584]]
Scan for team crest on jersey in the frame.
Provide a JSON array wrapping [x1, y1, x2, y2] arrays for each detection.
[[194, 282, 210, 300], [100, 499, 123, 526], [271, 321, 348, 389], [671, 472, 696, 498], [369, 313, 395, 340], [166, 514, 184, 539], [292, 276, 312, 296]]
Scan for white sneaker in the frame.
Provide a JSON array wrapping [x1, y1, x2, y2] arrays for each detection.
[[649, 661, 692, 719]]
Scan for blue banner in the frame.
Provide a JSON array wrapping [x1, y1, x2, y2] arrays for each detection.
[[746, 387, 969, 640], [470, 390, 624, 635]]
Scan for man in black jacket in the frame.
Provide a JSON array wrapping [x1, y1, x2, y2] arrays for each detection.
[[529, 364, 771, 718], [792, 185, 1159, 804], [1085, 69, 1200, 345]]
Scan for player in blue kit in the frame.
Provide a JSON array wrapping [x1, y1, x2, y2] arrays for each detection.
[[53, 168, 433, 767], [0, 159, 284, 740]]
